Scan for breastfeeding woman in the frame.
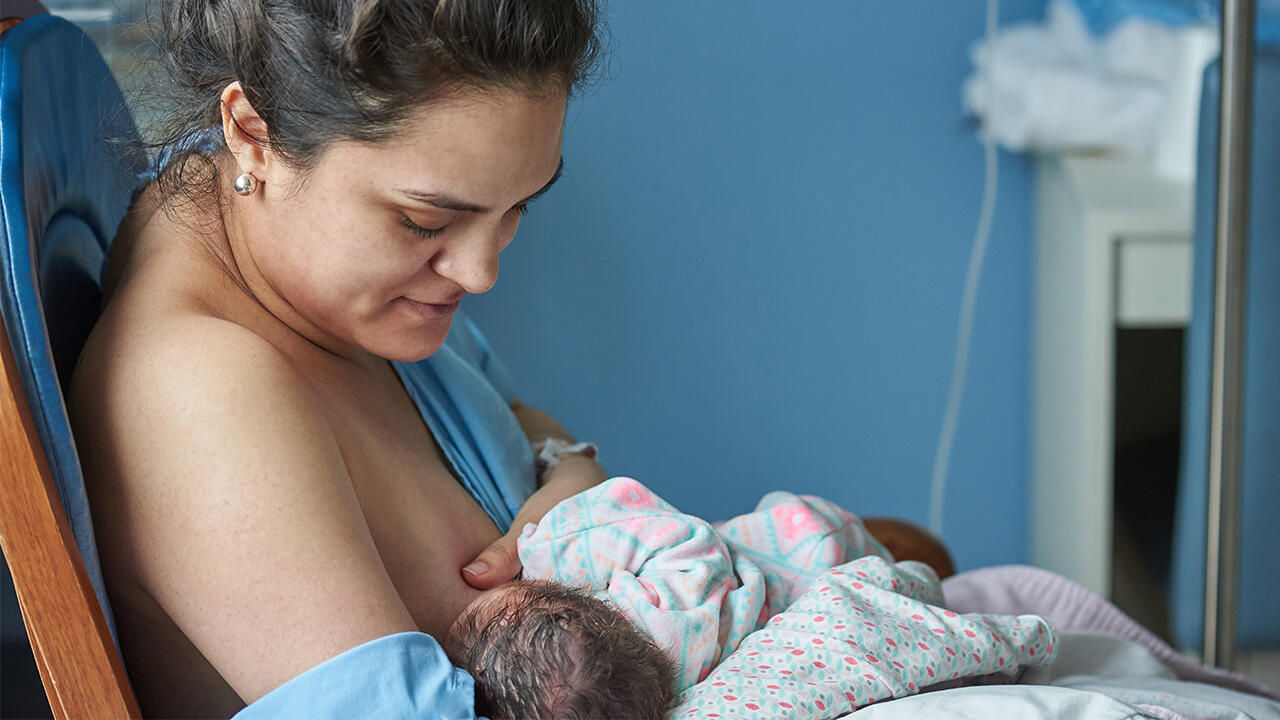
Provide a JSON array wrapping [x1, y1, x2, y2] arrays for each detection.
[[67, 1, 607, 716]]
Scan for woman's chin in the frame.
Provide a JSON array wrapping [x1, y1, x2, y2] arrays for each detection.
[[371, 320, 453, 363]]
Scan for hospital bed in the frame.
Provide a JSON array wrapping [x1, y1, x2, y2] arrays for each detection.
[[1, 8, 1276, 720]]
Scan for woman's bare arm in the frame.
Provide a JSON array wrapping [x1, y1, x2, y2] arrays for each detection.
[[459, 398, 608, 589], [87, 318, 418, 703], [509, 397, 574, 446]]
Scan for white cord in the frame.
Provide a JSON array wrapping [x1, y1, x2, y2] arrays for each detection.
[[929, 0, 1001, 537]]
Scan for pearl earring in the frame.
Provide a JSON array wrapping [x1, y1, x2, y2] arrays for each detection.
[[233, 172, 258, 196]]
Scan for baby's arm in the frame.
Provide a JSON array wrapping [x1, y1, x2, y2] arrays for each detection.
[[518, 477, 765, 692], [715, 492, 896, 612], [842, 557, 947, 607]]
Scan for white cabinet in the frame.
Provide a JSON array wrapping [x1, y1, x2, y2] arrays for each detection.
[[1031, 153, 1194, 597]]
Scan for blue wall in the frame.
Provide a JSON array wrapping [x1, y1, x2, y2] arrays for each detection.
[[467, 0, 1047, 572]]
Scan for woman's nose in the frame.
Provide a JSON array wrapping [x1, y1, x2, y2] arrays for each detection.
[[431, 226, 506, 295]]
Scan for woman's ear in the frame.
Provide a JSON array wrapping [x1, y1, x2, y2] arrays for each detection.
[[219, 81, 275, 182]]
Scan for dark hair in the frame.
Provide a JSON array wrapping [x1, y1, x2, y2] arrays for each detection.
[[446, 581, 676, 720], [141, 0, 602, 208]]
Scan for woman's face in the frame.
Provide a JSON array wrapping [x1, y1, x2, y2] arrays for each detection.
[[238, 88, 566, 362]]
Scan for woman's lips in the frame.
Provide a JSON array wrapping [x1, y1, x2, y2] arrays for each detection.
[[400, 296, 461, 319]]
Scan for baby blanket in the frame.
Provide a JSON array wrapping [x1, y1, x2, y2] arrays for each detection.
[[518, 477, 1057, 716]]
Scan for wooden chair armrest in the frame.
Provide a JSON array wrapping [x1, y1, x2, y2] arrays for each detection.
[[0, 328, 139, 719]]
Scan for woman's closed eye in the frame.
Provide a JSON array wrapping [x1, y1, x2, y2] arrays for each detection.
[[401, 216, 447, 238], [400, 203, 531, 239]]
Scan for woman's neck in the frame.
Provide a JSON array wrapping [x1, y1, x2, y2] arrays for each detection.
[[209, 153, 372, 363]]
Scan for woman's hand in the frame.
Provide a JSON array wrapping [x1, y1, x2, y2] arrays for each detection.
[[462, 399, 610, 589], [461, 454, 608, 589]]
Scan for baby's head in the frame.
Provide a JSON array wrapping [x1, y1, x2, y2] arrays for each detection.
[[445, 579, 675, 720]]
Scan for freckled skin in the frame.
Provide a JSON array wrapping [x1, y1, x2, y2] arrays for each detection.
[[69, 89, 568, 718]]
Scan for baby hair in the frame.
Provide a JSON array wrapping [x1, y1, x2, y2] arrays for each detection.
[[447, 580, 676, 720]]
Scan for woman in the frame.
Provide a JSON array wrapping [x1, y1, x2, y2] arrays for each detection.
[[68, 1, 606, 716]]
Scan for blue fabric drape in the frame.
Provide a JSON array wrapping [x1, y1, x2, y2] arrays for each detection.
[[234, 633, 482, 720], [395, 312, 536, 532]]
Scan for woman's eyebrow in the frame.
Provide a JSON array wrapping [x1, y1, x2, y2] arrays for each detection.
[[395, 157, 565, 213]]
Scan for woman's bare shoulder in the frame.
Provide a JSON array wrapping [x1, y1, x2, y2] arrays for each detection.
[[69, 301, 418, 705], [75, 302, 304, 417], [79, 187, 302, 427], [69, 298, 340, 517]]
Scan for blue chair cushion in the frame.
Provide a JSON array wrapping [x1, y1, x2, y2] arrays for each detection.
[[0, 13, 147, 648]]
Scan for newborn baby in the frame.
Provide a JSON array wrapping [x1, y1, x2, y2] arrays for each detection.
[[516, 478, 1058, 718], [444, 579, 676, 720], [446, 479, 1057, 720]]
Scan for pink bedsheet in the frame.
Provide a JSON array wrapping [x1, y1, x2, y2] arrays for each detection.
[[941, 564, 1279, 701]]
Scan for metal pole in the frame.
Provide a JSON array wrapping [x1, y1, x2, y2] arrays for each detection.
[[1203, 0, 1255, 671]]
